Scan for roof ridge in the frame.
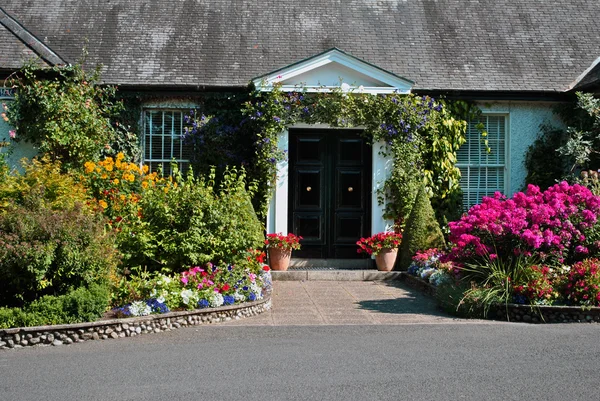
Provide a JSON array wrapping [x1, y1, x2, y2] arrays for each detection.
[[0, 6, 67, 67]]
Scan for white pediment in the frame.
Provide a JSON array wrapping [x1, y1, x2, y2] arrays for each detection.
[[253, 48, 413, 94]]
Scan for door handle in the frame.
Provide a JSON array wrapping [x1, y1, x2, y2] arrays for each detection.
[[348, 187, 353, 192]]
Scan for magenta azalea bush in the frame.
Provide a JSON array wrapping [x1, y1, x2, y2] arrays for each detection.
[[447, 182, 600, 266]]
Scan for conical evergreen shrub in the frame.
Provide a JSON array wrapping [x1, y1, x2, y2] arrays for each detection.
[[396, 184, 446, 270]]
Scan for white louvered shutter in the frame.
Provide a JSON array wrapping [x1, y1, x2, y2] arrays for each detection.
[[456, 115, 507, 210]]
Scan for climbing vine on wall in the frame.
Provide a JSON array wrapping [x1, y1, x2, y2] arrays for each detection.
[[189, 83, 476, 228]]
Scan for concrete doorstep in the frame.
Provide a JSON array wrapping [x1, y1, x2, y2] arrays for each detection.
[[271, 270, 403, 281]]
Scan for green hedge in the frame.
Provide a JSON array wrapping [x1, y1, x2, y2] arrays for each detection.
[[0, 284, 110, 329], [119, 166, 264, 273], [397, 185, 446, 270]]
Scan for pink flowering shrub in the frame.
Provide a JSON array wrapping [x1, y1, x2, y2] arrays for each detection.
[[564, 259, 600, 306], [447, 182, 600, 266]]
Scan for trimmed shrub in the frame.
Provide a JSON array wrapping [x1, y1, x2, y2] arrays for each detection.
[[119, 166, 264, 273], [0, 283, 110, 328], [396, 185, 446, 270], [59, 284, 112, 323]]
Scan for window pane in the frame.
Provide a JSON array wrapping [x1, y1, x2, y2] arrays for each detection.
[[143, 110, 194, 174]]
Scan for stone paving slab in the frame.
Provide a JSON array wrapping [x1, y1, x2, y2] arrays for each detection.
[[224, 280, 464, 326]]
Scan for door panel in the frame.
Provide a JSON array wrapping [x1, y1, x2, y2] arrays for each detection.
[[294, 213, 323, 240], [336, 170, 363, 209], [337, 138, 364, 165], [296, 169, 322, 208], [333, 213, 366, 258], [334, 214, 365, 241], [289, 129, 371, 259], [297, 137, 324, 163]]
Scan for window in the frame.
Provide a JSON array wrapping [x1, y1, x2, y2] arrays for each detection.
[[1, 98, 14, 158], [456, 114, 507, 210], [143, 110, 193, 175]]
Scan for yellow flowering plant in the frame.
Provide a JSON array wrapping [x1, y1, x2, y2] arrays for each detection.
[[81, 153, 170, 226]]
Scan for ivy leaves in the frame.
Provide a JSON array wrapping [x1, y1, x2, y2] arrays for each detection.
[[244, 84, 472, 228]]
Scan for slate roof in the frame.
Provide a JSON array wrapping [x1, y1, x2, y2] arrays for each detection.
[[0, 7, 65, 71], [571, 57, 600, 92], [0, 19, 49, 71], [1, 1, 599, 92]]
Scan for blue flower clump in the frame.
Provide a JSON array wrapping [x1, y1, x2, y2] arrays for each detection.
[[146, 298, 169, 314], [223, 295, 235, 305], [407, 264, 420, 275], [248, 293, 257, 302], [114, 305, 132, 317], [198, 299, 210, 309]]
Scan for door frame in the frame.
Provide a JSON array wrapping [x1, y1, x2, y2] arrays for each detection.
[[266, 123, 392, 250]]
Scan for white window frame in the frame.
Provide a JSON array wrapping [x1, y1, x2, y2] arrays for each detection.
[[142, 109, 192, 174], [456, 113, 509, 210]]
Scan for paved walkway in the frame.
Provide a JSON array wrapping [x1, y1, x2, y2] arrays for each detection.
[[226, 280, 462, 326]]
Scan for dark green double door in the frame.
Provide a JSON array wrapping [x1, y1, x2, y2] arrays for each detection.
[[289, 129, 371, 258]]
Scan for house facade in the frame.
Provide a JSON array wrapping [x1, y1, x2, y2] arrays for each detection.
[[1, 1, 600, 260]]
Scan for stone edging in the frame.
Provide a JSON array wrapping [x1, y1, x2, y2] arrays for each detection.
[[399, 273, 600, 324], [398, 272, 438, 297], [494, 303, 600, 323], [0, 296, 271, 350]]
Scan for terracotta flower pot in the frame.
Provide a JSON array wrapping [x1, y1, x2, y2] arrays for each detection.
[[268, 247, 292, 271], [375, 248, 398, 271]]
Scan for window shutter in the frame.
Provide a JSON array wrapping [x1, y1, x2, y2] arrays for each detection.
[[456, 115, 507, 210]]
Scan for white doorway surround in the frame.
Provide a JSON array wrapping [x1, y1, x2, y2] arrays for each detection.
[[266, 124, 392, 239], [253, 48, 414, 242]]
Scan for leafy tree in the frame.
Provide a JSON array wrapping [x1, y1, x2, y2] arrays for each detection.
[[524, 124, 569, 190], [6, 63, 124, 169], [524, 92, 600, 189], [557, 92, 600, 174]]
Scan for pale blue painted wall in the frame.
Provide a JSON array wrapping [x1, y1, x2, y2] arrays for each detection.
[[477, 101, 566, 195], [1, 98, 38, 171]]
